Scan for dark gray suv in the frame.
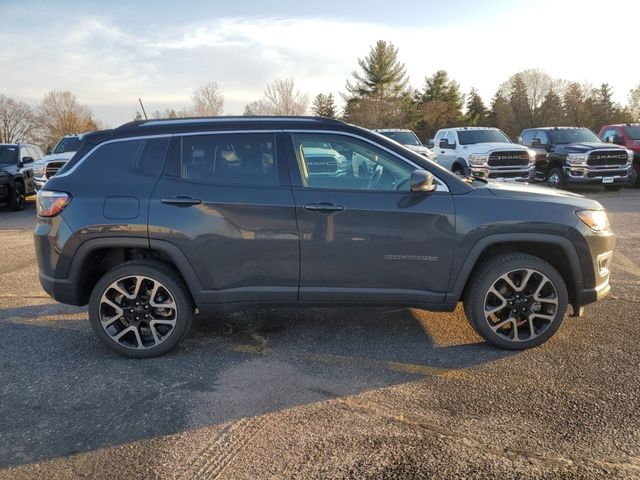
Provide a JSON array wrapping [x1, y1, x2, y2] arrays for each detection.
[[34, 117, 614, 358]]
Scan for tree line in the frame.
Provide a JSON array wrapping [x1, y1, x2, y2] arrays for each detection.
[[2, 40, 639, 150]]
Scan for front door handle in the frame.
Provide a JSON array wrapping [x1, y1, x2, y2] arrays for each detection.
[[161, 196, 203, 207], [304, 202, 345, 213]]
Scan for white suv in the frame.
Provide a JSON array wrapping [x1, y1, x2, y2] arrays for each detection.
[[431, 127, 535, 182], [374, 129, 436, 160]]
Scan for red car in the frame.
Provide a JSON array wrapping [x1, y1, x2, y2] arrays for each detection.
[[599, 124, 640, 185]]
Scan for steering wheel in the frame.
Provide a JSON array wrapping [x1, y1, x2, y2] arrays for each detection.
[[367, 164, 384, 190], [395, 177, 411, 191]]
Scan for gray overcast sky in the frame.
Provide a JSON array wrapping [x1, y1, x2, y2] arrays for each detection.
[[1, 0, 638, 127]]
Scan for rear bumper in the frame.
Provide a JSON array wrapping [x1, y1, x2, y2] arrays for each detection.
[[38, 271, 82, 305]]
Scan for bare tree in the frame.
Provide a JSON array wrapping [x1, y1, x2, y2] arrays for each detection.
[[260, 78, 308, 115], [192, 82, 224, 117], [630, 83, 640, 121], [0, 95, 34, 143], [34, 91, 97, 151]]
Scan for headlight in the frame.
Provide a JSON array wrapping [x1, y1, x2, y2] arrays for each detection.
[[33, 166, 45, 176], [627, 149, 634, 164], [527, 150, 536, 166], [566, 153, 588, 165], [468, 154, 489, 166], [576, 210, 610, 233]]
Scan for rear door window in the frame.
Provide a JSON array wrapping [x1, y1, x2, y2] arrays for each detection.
[[164, 133, 278, 187]]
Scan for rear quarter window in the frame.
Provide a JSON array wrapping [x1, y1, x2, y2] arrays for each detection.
[[68, 138, 169, 177]]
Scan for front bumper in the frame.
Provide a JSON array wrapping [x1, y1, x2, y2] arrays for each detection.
[[573, 222, 615, 308], [471, 166, 534, 182], [34, 175, 47, 190], [564, 165, 635, 185]]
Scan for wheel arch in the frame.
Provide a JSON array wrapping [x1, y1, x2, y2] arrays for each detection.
[[65, 238, 203, 306], [448, 233, 583, 308]]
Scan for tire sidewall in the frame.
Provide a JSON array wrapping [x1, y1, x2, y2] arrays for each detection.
[[547, 167, 565, 189], [89, 261, 194, 358], [10, 182, 25, 211], [465, 254, 569, 350]]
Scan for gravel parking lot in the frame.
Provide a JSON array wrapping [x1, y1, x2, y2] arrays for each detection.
[[0, 188, 639, 479]]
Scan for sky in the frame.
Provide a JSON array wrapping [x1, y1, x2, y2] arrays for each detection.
[[1, 0, 639, 127]]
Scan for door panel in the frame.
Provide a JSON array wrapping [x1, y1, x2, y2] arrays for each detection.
[[149, 133, 299, 304], [293, 189, 455, 303]]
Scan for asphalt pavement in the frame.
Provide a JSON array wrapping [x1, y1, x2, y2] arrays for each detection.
[[0, 189, 638, 479]]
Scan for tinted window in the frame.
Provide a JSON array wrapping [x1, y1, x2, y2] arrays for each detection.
[[173, 133, 277, 186], [457, 129, 511, 145], [623, 126, 640, 140], [136, 138, 170, 176], [53, 137, 83, 154], [292, 133, 413, 191], [81, 140, 145, 177], [378, 131, 421, 146], [534, 131, 549, 144], [0, 146, 18, 164], [548, 128, 600, 144], [521, 130, 536, 145]]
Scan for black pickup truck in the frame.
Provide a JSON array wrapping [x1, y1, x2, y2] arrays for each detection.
[[519, 127, 636, 191], [0, 143, 40, 210]]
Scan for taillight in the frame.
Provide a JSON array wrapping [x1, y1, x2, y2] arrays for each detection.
[[37, 190, 71, 217]]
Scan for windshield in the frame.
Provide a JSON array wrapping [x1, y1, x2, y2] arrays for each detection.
[[379, 131, 421, 147], [53, 137, 82, 154], [457, 129, 511, 145], [548, 128, 600, 144], [0, 146, 18, 164], [624, 126, 640, 140]]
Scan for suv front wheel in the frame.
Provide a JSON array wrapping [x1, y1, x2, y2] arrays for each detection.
[[464, 253, 568, 350], [89, 260, 194, 358]]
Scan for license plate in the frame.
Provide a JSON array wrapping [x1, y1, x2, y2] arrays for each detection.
[[602, 177, 614, 184]]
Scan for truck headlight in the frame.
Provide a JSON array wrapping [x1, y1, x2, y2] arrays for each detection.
[[468, 154, 489, 166], [627, 149, 634, 164], [566, 153, 588, 165], [33, 166, 45, 176], [527, 150, 536, 166], [576, 210, 610, 233]]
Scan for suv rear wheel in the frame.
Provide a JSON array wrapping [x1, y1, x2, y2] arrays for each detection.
[[463, 253, 568, 350], [89, 260, 194, 358]]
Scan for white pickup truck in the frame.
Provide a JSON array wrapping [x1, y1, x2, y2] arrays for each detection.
[[430, 127, 535, 182], [374, 129, 436, 161]]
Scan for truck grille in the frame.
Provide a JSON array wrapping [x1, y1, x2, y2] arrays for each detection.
[[488, 151, 530, 168], [45, 161, 66, 178], [587, 150, 628, 168]]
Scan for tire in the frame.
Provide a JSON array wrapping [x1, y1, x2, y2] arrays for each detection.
[[463, 253, 568, 350], [8, 182, 25, 211], [547, 167, 565, 189], [604, 185, 622, 192], [452, 164, 466, 176], [88, 260, 194, 358]]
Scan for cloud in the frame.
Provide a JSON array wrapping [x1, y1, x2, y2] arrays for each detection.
[[1, 2, 638, 127]]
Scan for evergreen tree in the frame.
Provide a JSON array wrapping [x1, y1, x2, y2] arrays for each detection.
[[413, 70, 463, 138], [464, 88, 488, 126], [346, 40, 408, 98], [508, 73, 532, 136], [343, 40, 410, 127], [537, 90, 565, 127], [312, 93, 337, 118]]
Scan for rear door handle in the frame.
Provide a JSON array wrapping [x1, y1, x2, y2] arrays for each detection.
[[304, 202, 345, 213], [161, 196, 203, 207]]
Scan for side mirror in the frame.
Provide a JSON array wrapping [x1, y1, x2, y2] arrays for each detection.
[[531, 138, 542, 147], [22, 156, 34, 164], [410, 169, 437, 193], [605, 136, 613, 143], [427, 139, 435, 149], [516, 136, 523, 144], [614, 135, 625, 146], [46, 147, 52, 154], [439, 139, 455, 149]]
